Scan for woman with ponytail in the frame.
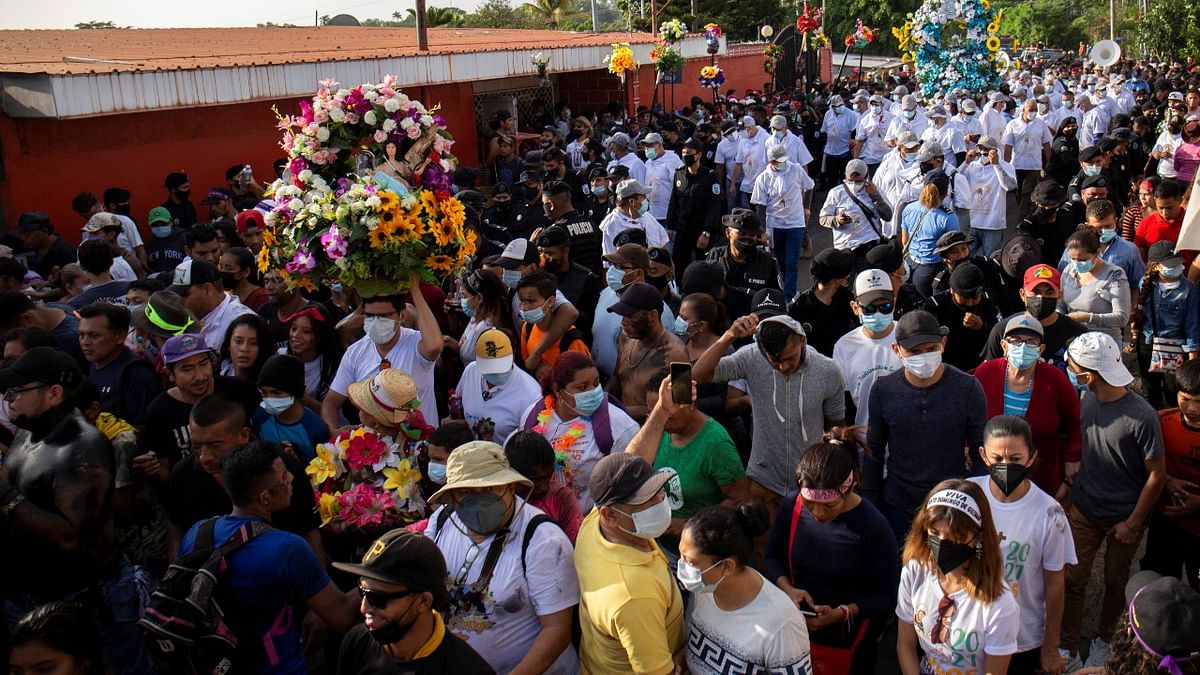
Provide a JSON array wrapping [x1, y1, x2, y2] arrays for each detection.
[[764, 427, 898, 674], [680, 502, 813, 675], [899, 169, 960, 299]]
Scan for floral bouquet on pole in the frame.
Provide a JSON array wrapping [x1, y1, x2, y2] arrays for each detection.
[[605, 43, 638, 84], [699, 65, 726, 89], [263, 76, 476, 298], [307, 427, 427, 532]]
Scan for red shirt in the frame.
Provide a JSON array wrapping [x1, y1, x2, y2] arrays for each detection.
[[1157, 409, 1200, 536], [1135, 211, 1189, 259]]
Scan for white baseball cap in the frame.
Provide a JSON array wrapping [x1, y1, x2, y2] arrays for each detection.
[[1067, 331, 1133, 387], [854, 269, 893, 304]]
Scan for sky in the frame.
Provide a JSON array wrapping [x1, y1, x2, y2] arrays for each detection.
[[0, 0, 484, 29]]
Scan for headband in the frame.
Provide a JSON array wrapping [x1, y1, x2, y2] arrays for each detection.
[[1130, 586, 1199, 675], [800, 472, 855, 503], [283, 306, 326, 324], [146, 303, 194, 335], [927, 489, 982, 526]]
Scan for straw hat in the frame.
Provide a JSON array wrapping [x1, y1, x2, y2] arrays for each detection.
[[427, 441, 533, 504], [348, 369, 419, 426]]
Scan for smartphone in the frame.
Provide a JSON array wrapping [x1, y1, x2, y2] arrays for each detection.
[[670, 362, 692, 405], [798, 609, 817, 617]]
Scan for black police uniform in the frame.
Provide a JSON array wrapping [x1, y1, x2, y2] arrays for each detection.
[[706, 245, 780, 321], [1018, 204, 1076, 267], [930, 256, 1017, 316], [481, 203, 517, 246], [666, 165, 722, 271], [512, 199, 550, 241], [554, 209, 603, 274]]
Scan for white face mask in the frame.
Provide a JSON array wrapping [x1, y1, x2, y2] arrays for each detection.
[[676, 558, 727, 594], [615, 498, 672, 539], [364, 316, 398, 344], [902, 350, 942, 379]]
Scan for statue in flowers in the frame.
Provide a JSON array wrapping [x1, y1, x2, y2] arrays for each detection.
[[307, 369, 433, 532], [903, 0, 1003, 96], [264, 76, 476, 298]]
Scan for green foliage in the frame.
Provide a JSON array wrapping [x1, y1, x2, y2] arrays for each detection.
[[650, 0, 786, 41], [521, 0, 586, 29], [1140, 0, 1200, 60], [74, 20, 122, 29], [463, 0, 537, 28], [993, 0, 1135, 52], [816, 0, 920, 54]]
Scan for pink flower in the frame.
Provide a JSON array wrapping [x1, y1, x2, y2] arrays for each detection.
[[298, 100, 315, 124], [373, 129, 388, 143], [286, 250, 317, 274], [320, 226, 348, 260], [343, 431, 388, 472], [336, 483, 396, 528], [314, 109, 329, 123], [345, 112, 359, 125], [405, 125, 421, 140], [287, 157, 308, 176]]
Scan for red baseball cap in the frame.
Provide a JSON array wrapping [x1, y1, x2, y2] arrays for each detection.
[[1023, 264, 1061, 293], [235, 210, 265, 235]]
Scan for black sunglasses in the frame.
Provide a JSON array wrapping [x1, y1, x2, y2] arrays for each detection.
[[358, 587, 418, 609], [860, 301, 894, 315]]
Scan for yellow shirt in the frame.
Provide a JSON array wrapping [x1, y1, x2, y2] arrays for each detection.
[[574, 508, 685, 675]]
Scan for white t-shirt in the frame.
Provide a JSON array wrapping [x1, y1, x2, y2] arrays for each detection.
[[968, 477, 1077, 652], [198, 293, 256, 352], [855, 110, 894, 163], [519, 400, 639, 512], [885, 115, 930, 145], [897, 560, 1020, 675], [645, 151, 685, 219], [921, 123, 967, 168], [715, 135, 740, 182], [1155, 130, 1183, 179], [303, 355, 323, 397], [833, 326, 901, 428], [458, 361, 542, 443], [959, 157, 1018, 231], [110, 255, 137, 282], [1001, 117, 1053, 170], [685, 571, 813, 675], [329, 328, 438, 419], [599, 209, 669, 256], [608, 152, 647, 184], [820, 184, 889, 250], [736, 131, 769, 192], [751, 165, 812, 230], [950, 115, 985, 150], [426, 501, 580, 675], [458, 317, 496, 365], [764, 130, 815, 167]]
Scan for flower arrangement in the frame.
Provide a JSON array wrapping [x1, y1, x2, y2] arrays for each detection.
[[531, 51, 551, 81], [843, 19, 876, 49], [605, 42, 638, 84], [651, 42, 685, 78], [659, 19, 687, 43], [764, 44, 785, 61], [810, 32, 830, 50], [904, 0, 1003, 96], [704, 22, 723, 53], [264, 77, 475, 297], [699, 65, 726, 89], [796, 1, 822, 33], [531, 396, 584, 491], [307, 428, 426, 531]]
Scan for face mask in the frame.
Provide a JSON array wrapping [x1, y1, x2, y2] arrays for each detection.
[[904, 110, 916, 120], [683, 154, 698, 167], [676, 559, 727, 594], [616, 497, 672, 539], [483, 369, 514, 387], [1161, 279, 1183, 291], [152, 225, 173, 238], [1006, 342, 1039, 370], [988, 462, 1031, 497], [460, 297, 475, 318], [774, 160, 791, 174], [364, 316, 398, 344], [456, 491, 510, 535], [774, 130, 786, 140], [902, 152, 917, 164], [522, 186, 540, 201], [521, 305, 546, 324], [494, 200, 513, 212], [1162, 264, 1186, 279], [1083, 165, 1102, 177], [1072, 258, 1095, 274], [644, 147, 658, 160], [928, 533, 978, 575], [673, 315, 691, 337], [1025, 295, 1056, 320], [846, 181, 864, 193], [543, 202, 553, 219], [833, 105, 844, 113], [606, 266, 627, 291], [591, 184, 608, 197], [1067, 368, 1087, 390], [174, 189, 191, 200], [964, 111, 976, 118], [1098, 228, 1117, 244], [919, 161, 936, 175], [902, 350, 942, 379], [870, 104, 882, 113], [861, 312, 893, 333], [638, 200, 650, 215], [569, 384, 605, 415], [646, 273, 669, 290], [502, 269, 523, 290], [259, 396, 294, 416], [367, 599, 419, 645], [1037, 104, 1049, 115], [427, 462, 447, 485]]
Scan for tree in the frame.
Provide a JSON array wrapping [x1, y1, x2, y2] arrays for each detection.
[[399, 6, 467, 26], [994, 0, 1136, 52], [464, 0, 537, 28], [1139, 0, 1200, 59], [521, 0, 585, 29], [74, 20, 121, 29]]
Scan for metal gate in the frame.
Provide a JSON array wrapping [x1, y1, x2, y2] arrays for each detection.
[[772, 25, 819, 92]]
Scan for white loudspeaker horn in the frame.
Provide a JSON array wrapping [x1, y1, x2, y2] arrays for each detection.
[[1091, 39, 1121, 67], [995, 51, 1011, 73]]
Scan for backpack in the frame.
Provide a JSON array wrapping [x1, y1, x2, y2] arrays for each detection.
[[138, 517, 272, 675], [522, 392, 619, 456]]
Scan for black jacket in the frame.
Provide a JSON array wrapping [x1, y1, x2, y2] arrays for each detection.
[[666, 166, 722, 235]]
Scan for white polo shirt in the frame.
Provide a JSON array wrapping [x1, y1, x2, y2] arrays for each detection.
[[330, 327, 438, 419], [198, 293, 256, 352]]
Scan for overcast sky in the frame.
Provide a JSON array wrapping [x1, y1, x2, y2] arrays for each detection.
[[0, 0, 482, 29]]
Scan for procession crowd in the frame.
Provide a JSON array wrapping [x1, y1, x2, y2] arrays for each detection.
[[2, 50, 1200, 675]]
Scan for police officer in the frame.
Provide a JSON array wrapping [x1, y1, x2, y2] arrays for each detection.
[[536, 225, 603, 338], [541, 147, 584, 206], [481, 182, 517, 245], [1018, 179, 1075, 268], [541, 181, 602, 274], [694, 122, 720, 170], [928, 231, 1017, 316], [581, 165, 615, 229], [513, 169, 549, 240], [666, 137, 723, 271], [705, 208, 780, 321]]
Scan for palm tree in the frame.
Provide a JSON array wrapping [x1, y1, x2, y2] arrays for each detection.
[[396, 6, 467, 26], [520, 0, 583, 29]]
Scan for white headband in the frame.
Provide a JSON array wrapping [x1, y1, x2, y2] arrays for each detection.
[[927, 489, 982, 526]]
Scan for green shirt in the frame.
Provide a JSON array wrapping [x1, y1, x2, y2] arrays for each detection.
[[653, 417, 746, 556]]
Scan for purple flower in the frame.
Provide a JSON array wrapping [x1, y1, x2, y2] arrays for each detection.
[[288, 157, 309, 177], [420, 163, 452, 192], [286, 250, 317, 274], [298, 100, 314, 124], [432, 114, 446, 127], [320, 226, 348, 260]]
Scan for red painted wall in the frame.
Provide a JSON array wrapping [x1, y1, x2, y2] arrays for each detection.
[[0, 81, 477, 245]]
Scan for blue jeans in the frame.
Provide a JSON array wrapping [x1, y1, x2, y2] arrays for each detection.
[[772, 227, 807, 299], [970, 228, 1005, 258], [726, 181, 739, 212], [911, 262, 941, 300]]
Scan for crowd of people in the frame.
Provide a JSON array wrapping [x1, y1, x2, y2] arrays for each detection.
[[2, 51, 1200, 675]]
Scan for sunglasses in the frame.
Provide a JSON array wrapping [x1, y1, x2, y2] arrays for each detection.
[[358, 586, 418, 609], [860, 301, 894, 315]]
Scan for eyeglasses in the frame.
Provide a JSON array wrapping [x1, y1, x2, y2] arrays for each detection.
[[860, 301, 894, 315], [4, 384, 48, 402], [453, 542, 482, 586], [1004, 336, 1042, 347], [929, 594, 958, 644], [358, 586, 418, 610]]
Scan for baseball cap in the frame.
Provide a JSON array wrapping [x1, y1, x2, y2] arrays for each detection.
[[639, 132, 664, 146], [616, 179, 652, 200], [589, 453, 677, 507], [428, 441, 533, 504], [606, 164, 631, 181], [1081, 174, 1109, 191], [475, 328, 514, 375], [1123, 571, 1200, 666], [679, 260, 726, 297], [161, 334, 215, 365], [767, 145, 789, 162], [866, 240, 903, 273], [608, 132, 633, 149], [613, 228, 648, 249], [1032, 180, 1067, 206], [604, 243, 652, 274], [586, 165, 608, 180], [721, 208, 764, 235], [916, 141, 944, 163], [769, 115, 788, 130], [518, 169, 542, 184], [171, 258, 222, 293], [829, 94, 845, 107], [1078, 146, 1103, 163], [0, 347, 83, 390], [854, 269, 893, 305], [200, 187, 234, 206], [348, 369, 419, 426], [165, 172, 189, 189], [960, 99, 978, 113], [235, 210, 265, 235], [132, 290, 199, 339], [976, 135, 998, 150], [147, 207, 172, 226], [494, 109, 513, 120], [608, 282, 662, 316], [897, 131, 921, 149], [949, 262, 985, 295], [1067, 331, 1133, 387], [895, 310, 948, 349], [934, 231, 969, 255], [1023, 264, 1061, 293], [1168, 91, 1186, 102], [845, 159, 869, 178], [682, 137, 705, 152], [647, 247, 672, 270], [535, 225, 570, 249], [901, 96, 917, 111], [1148, 240, 1185, 268], [1003, 313, 1045, 338], [812, 247, 853, 281], [929, 105, 948, 119], [331, 529, 449, 602], [497, 238, 539, 270], [751, 288, 787, 319], [17, 211, 51, 232], [84, 212, 123, 234], [742, 115, 756, 127], [542, 146, 566, 162]]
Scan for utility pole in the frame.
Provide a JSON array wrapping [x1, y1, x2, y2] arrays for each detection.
[[1110, 0, 1115, 41], [315, 9, 318, 26], [591, 0, 598, 31], [416, 0, 429, 50]]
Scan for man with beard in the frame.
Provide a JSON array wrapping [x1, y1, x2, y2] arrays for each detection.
[[541, 181, 601, 274], [0, 348, 154, 674], [334, 529, 494, 674], [928, 231, 1016, 315], [607, 282, 689, 423], [980, 264, 1088, 369]]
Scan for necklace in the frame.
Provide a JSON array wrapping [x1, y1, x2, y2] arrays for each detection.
[[532, 396, 586, 490]]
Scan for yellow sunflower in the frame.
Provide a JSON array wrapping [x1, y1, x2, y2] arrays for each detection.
[[257, 246, 271, 273], [426, 254, 456, 274], [440, 198, 466, 228], [986, 36, 1001, 52], [263, 228, 277, 247], [463, 228, 479, 255], [377, 190, 399, 212], [432, 219, 458, 247]]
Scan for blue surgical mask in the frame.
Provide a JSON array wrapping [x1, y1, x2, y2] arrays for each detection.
[[774, 159, 790, 173], [861, 312, 894, 332], [1067, 368, 1087, 390], [1098, 228, 1117, 244], [1063, 101, 1075, 110], [460, 297, 476, 318], [569, 385, 606, 415], [1162, 264, 1186, 279], [639, 200, 650, 215], [1083, 165, 1102, 177], [645, 147, 658, 160], [521, 306, 546, 324], [592, 184, 608, 197], [427, 462, 447, 485], [1006, 343, 1039, 370], [502, 269, 523, 289], [904, 110, 916, 120], [1072, 258, 1095, 274], [151, 225, 173, 238], [606, 266, 627, 291], [774, 130, 786, 140], [483, 369, 514, 386], [673, 315, 691, 337], [330, 282, 343, 293], [259, 396, 294, 417], [903, 152, 917, 163]]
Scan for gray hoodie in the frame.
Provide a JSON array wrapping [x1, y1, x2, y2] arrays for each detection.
[[713, 343, 846, 495]]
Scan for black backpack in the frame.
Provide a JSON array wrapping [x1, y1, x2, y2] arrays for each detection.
[[138, 517, 271, 675]]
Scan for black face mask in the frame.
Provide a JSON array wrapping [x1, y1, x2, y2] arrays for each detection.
[[646, 273, 669, 290], [1061, 128, 1077, 138], [174, 189, 191, 200], [494, 201, 512, 213], [683, 154, 698, 167], [988, 462, 1031, 497], [112, 204, 132, 217], [13, 407, 61, 439], [366, 598, 419, 645], [919, 161, 937, 175], [543, 203, 553, 219], [522, 186, 540, 202], [928, 534, 978, 575], [734, 240, 757, 256], [1025, 295, 1056, 320]]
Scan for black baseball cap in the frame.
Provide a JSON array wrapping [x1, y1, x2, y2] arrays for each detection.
[[1124, 571, 1200, 665], [518, 169, 542, 184], [170, 258, 223, 293], [586, 165, 608, 180], [895, 310, 949, 349], [1081, 174, 1109, 191], [608, 282, 662, 315], [680, 260, 726, 297], [542, 147, 566, 162], [606, 165, 631, 181], [1079, 146, 1103, 162], [536, 225, 570, 248], [1032, 180, 1067, 206], [647, 247, 672, 268], [751, 288, 787, 318], [17, 211, 52, 232], [722, 208, 764, 235], [332, 529, 449, 605], [613, 228, 648, 249], [0, 347, 82, 390], [949, 262, 985, 295], [866, 240, 903, 273], [589, 453, 676, 507], [683, 137, 705, 152]]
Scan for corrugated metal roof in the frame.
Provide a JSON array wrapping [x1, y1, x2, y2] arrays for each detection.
[[0, 27, 661, 75]]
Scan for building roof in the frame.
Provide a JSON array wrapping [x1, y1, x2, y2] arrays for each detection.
[[0, 27, 719, 119], [0, 27, 657, 76]]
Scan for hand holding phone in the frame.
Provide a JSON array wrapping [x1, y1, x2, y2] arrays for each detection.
[[670, 362, 693, 405]]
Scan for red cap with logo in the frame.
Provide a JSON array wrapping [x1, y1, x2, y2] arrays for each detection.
[[1022, 264, 1061, 293]]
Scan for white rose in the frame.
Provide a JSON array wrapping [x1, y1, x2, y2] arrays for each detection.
[[329, 108, 346, 123], [364, 110, 378, 126], [420, 114, 433, 127], [382, 118, 397, 132], [288, 198, 304, 211], [384, 98, 401, 113], [366, 195, 382, 208], [298, 169, 313, 182], [399, 117, 414, 129], [336, 204, 350, 219], [316, 126, 330, 142]]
